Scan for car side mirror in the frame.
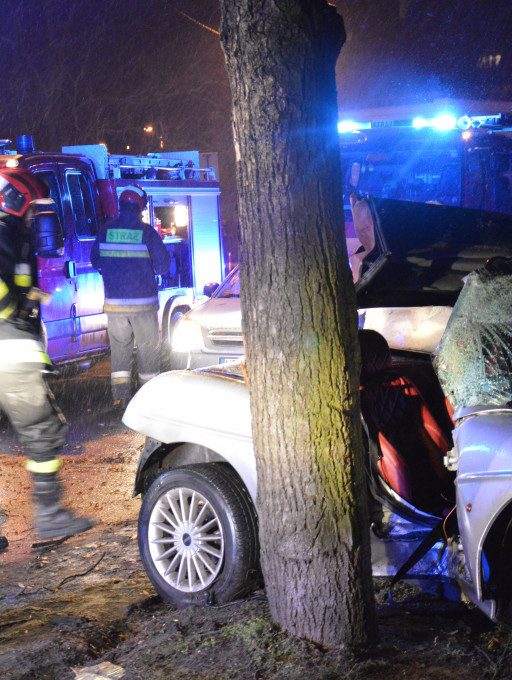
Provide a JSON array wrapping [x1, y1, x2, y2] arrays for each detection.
[[203, 282, 219, 297], [34, 211, 64, 258]]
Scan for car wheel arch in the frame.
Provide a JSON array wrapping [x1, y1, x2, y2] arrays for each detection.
[[480, 499, 512, 619], [137, 442, 237, 495]]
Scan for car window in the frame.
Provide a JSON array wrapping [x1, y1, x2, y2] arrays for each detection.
[[217, 268, 240, 298]]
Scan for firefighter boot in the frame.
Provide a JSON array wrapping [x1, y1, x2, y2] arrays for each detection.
[[32, 472, 94, 541]]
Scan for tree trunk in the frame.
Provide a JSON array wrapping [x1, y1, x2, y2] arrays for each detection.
[[220, 0, 377, 648]]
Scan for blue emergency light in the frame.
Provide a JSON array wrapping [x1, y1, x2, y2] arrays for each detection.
[[412, 115, 456, 130], [338, 113, 512, 135]]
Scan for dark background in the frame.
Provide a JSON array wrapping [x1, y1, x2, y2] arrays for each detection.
[[1, 0, 511, 261]]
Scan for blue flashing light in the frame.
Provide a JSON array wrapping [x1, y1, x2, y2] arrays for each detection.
[[338, 120, 371, 133], [432, 114, 457, 130], [339, 113, 508, 135], [412, 117, 429, 129], [412, 115, 456, 130]]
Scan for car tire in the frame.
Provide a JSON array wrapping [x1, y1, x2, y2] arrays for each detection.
[[138, 463, 259, 606]]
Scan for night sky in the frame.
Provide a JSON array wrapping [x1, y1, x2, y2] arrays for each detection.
[[2, 0, 512, 247]]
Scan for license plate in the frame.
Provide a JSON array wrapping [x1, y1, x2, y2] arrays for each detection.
[[220, 357, 238, 364]]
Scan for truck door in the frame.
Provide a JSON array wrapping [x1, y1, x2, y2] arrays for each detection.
[[65, 170, 108, 356], [33, 167, 80, 362]]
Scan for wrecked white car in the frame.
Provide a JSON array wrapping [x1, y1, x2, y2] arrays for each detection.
[[124, 197, 512, 621]]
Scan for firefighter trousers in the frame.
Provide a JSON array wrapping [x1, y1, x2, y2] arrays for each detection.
[[107, 310, 160, 401], [0, 367, 68, 463]]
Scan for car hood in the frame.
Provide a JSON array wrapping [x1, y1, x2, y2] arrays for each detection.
[[356, 198, 512, 309], [123, 361, 250, 442], [188, 294, 242, 329]]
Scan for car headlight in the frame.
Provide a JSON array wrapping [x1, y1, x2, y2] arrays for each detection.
[[171, 318, 204, 352]]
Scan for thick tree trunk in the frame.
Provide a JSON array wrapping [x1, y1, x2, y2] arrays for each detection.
[[220, 0, 376, 648]]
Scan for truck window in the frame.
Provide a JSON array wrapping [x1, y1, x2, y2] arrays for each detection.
[[153, 196, 192, 288], [34, 170, 64, 233], [154, 203, 189, 242], [66, 172, 99, 239]]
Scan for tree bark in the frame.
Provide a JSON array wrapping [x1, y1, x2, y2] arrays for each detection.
[[220, 0, 377, 648]]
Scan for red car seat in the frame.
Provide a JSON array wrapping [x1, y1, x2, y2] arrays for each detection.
[[358, 329, 455, 516]]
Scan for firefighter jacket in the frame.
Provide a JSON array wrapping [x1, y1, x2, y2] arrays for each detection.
[[0, 211, 52, 372], [91, 208, 171, 314]]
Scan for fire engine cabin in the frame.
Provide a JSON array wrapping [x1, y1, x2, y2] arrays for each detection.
[[0, 136, 223, 367]]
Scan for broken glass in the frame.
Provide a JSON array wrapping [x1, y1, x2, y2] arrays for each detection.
[[434, 266, 512, 408]]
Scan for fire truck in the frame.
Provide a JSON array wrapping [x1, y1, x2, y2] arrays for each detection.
[[339, 112, 512, 254], [0, 135, 224, 367]]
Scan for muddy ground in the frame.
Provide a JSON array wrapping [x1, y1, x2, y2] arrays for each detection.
[[1, 361, 512, 679]]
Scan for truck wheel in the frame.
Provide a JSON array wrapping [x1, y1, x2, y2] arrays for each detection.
[[138, 464, 259, 607]]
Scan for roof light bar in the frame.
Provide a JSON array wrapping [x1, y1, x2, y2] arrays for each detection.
[[338, 113, 512, 134], [413, 115, 456, 130]]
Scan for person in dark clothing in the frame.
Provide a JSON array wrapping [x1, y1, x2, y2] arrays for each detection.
[[91, 185, 170, 409], [0, 169, 93, 550]]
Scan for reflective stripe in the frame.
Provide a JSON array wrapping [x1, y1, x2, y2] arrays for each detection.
[[0, 281, 8, 298], [25, 459, 61, 473], [105, 296, 158, 306], [105, 303, 158, 313], [111, 371, 131, 379], [0, 338, 51, 365], [14, 264, 32, 286], [14, 274, 32, 287], [100, 243, 148, 252], [106, 229, 143, 244], [0, 301, 16, 319], [99, 249, 150, 258], [112, 376, 131, 385]]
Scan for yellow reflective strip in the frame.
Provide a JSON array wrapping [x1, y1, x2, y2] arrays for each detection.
[[0, 349, 51, 365], [0, 281, 8, 298], [25, 459, 61, 473], [112, 376, 131, 385], [0, 339, 51, 365], [0, 301, 16, 319], [104, 303, 156, 313], [14, 274, 32, 287]]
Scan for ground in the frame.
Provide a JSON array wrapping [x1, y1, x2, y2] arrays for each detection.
[[1, 360, 512, 679]]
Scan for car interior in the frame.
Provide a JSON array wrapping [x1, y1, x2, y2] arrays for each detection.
[[358, 329, 456, 519]]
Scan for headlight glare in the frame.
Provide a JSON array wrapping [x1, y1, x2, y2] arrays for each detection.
[[171, 318, 204, 352]]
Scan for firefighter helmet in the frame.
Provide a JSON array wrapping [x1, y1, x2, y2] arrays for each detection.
[[0, 168, 49, 217], [119, 184, 148, 211]]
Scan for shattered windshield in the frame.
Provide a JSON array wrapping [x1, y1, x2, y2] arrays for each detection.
[[434, 263, 512, 409]]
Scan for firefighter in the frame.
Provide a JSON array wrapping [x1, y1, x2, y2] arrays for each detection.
[[91, 185, 170, 409], [0, 169, 93, 549]]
